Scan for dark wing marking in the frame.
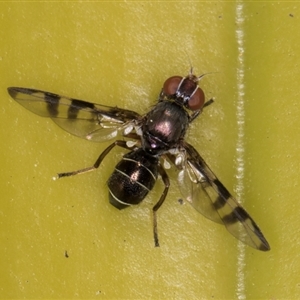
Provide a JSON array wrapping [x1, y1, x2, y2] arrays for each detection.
[[176, 141, 270, 251], [8, 87, 141, 142]]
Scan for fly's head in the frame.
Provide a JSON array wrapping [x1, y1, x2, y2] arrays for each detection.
[[162, 70, 205, 111]]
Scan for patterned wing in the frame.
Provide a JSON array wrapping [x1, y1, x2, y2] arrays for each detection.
[[8, 87, 141, 142], [176, 142, 270, 251]]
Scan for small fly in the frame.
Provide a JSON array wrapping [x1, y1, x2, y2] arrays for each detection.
[[8, 69, 270, 251]]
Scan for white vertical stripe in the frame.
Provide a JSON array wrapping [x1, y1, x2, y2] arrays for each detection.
[[235, 2, 246, 300]]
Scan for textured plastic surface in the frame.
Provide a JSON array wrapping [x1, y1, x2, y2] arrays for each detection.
[[1, 2, 300, 299]]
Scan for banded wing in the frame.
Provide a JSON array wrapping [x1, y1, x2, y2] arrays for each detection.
[[8, 87, 141, 142], [177, 141, 270, 251]]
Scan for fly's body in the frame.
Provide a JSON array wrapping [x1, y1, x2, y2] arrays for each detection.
[[8, 69, 270, 251]]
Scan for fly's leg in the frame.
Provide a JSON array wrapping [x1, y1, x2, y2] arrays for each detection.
[[153, 164, 170, 247], [203, 98, 214, 108], [57, 140, 132, 178], [189, 98, 214, 123]]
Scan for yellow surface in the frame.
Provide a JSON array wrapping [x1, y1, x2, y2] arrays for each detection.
[[1, 2, 300, 299]]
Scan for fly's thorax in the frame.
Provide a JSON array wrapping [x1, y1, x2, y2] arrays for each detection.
[[141, 101, 189, 155]]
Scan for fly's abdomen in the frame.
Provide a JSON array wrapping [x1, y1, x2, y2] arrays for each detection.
[[107, 150, 158, 210]]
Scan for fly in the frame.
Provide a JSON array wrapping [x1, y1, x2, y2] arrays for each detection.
[[7, 69, 270, 251]]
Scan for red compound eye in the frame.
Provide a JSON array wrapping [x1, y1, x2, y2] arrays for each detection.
[[187, 87, 205, 111], [162, 74, 205, 111], [162, 76, 183, 95]]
